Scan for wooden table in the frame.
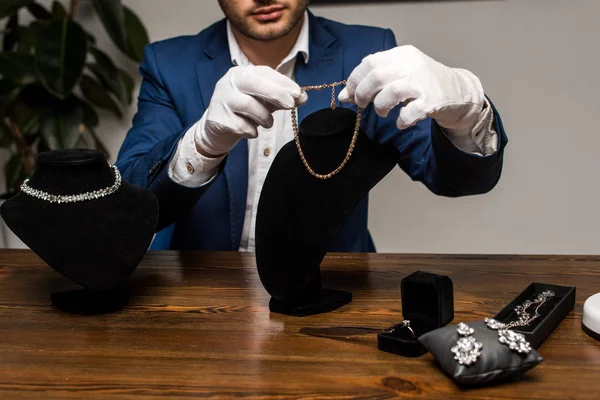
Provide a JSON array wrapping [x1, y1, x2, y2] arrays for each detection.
[[0, 250, 599, 399]]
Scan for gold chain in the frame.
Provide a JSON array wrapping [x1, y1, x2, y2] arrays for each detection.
[[291, 80, 363, 180]]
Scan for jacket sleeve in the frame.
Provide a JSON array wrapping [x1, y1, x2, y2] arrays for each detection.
[[376, 29, 508, 197], [115, 44, 219, 230]]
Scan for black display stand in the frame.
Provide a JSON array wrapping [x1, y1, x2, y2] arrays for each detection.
[[0, 149, 158, 314], [255, 107, 399, 316]]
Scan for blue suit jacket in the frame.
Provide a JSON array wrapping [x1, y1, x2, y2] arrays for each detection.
[[116, 13, 507, 252]]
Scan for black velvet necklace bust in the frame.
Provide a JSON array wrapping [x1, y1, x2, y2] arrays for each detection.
[[0, 149, 158, 314], [255, 107, 400, 316]]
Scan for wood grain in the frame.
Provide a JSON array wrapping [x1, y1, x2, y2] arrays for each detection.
[[0, 250, 599, 399]]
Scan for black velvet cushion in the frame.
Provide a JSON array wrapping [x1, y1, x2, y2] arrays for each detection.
[[419, 320, 543, 385], [0, 149, 158, 291], [255, 107, 399, 315]]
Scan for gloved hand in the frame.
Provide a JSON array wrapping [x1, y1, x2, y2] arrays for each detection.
[[339, 45, 485, 134], [195, 65, 308, 157]]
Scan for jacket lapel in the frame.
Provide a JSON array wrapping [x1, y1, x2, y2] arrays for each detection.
[[197, 20, 231, 111], [197, 20, 248, 250], [296, 13, 345, 122]]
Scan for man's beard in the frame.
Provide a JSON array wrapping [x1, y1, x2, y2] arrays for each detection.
[[219, 0, 308, 41]]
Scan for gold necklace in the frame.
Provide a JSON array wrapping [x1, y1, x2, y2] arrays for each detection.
[[291, 81, 363, 180]]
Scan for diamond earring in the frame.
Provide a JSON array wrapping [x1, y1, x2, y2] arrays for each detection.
[[485, 318, 532, 355], [451, 322, 483, 366]]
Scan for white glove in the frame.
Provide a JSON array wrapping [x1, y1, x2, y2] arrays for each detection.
[[196, 65, 308, 157], [339, 45, 485, 134]]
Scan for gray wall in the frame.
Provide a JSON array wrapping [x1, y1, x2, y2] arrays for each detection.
[[9, 0, 600, 254]]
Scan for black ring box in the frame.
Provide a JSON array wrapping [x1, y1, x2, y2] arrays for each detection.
[[378, 271, 454, 357], [491, 282, 576, 349]]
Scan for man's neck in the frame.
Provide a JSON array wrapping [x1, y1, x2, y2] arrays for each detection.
[[232, 22, 303, 69]]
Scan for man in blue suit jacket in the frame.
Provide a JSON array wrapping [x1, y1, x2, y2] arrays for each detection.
[[116, 0, 507, 252]]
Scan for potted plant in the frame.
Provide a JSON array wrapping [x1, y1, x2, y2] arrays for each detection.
[[0, 0, 148, 247]]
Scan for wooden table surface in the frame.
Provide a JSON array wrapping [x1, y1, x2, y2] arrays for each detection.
[[0, 250, 599, 399]]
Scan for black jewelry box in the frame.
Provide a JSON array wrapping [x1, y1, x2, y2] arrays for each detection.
[[378, 271, 454, 357], [492, 282, 576, 349]]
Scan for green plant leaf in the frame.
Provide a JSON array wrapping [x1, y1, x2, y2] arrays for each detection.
[[0, 79, 16, 97], [40, 99, 83, 149], [38, 114, 58, 151], [89, 48, 115, 76], [60, 106, 84, 148], [22, 114, 41, 135], [3, 14, 20, 52], [51, 1, 67, 19], [9, 84, 53, 134], [38, 135, 52, 152], [7, 99, 34, 132], [0, 52, 36, 84], [35, 19, 88, 99], [80, 99, 99, 128], [12, 83, 54, 108], [24, 131, 40, 145], [12, 86, 86, 149], [17, 22, 41, 53], [88, 63, 127, 107], [0, 120, 13, 147], [41, 127, 60, 150], [79, 75, 123, 118], [123, 6, 148, 62], [92, 0, 128, 54], [26, 2, 51, 20], [0, 81, 16, 115], [119, 69, 135, 105], [5, 153, 24, 193], [86, 32, 96, 45], [89, 47, 127, 105], [0, 0, 35, 19]]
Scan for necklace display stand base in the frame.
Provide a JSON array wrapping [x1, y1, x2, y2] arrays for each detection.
[[268, 274, 354, 317], [0, 149, 159, 315], [255, 107, 399, 316], [269, 290, 353, 317], [51, 288, 129, 315]]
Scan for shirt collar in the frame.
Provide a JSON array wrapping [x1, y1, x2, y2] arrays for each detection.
[[226, 11, 310, 68]]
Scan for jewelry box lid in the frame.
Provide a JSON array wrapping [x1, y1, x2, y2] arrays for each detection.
[[401, 271, 454, 330]]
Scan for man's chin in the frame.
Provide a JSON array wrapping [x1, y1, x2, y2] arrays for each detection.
[[246, 24, 290, 41]]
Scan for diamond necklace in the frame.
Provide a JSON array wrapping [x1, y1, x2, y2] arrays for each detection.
[[486, 290, 555, 330], [482, 290, 554, 355], [20, 165, 122, 204], [291, 81, 363, 180]]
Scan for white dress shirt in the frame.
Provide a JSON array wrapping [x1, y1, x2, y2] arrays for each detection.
[[232, 13, 310, 252], [168, 13, 497, 252]]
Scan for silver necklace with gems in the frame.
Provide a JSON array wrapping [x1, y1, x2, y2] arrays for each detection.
[[20, 165, 122, 204], [485, 290, 555, 354]]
